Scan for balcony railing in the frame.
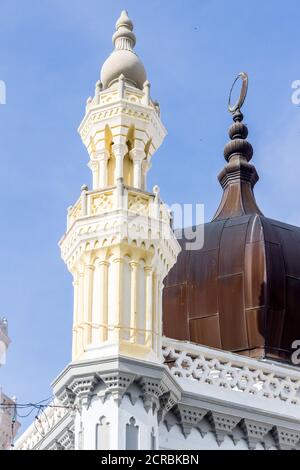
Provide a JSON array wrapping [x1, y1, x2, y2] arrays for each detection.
[[162, 337, 300, 406], [66, 186, 171, 229]]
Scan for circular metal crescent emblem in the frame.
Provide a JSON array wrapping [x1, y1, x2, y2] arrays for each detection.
[[228, 72, 248, 113]]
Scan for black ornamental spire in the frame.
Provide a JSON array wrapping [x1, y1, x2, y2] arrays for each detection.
[[213, 73, 263, 220]]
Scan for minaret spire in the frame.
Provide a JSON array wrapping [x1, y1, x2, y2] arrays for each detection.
[[60, 12, 180, 364], [213, 72, 263, 220], [113, 10, 136, 50], [101, 10, 147, 90]]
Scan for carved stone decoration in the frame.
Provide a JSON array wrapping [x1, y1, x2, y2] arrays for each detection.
[[240, 419, 272, 450], [99, 371, 136, 404], [53, 441, 65, 450], [262, 431, 277, 450], [272, 426, 300, 450], [158, 390, 179, 422], [208, 411, 241, 446], [91, 193, 113, 215], [175, 405, 207, 438], [139, 377, 168, 412], [58, 426, 75, 450], [162, 341, 300, 406], [68, 374, 99, 404], [163, 410, 179, 432], [58, 387, 76, 407], [231, 425, 245, 447], [128, 194, 149, 215], [197, 416, 212, 438]]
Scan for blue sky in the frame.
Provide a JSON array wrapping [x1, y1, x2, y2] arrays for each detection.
[[1, 0, 300, 432]]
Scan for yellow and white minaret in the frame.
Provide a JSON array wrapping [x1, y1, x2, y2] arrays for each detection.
[[59, 11, 180, 364]]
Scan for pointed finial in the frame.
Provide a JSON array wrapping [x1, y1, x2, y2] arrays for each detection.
[[213, 73, 262, 220], [116, 10, 133, 31], [101, 11, 147, 89], [113, 10, 136, 50]]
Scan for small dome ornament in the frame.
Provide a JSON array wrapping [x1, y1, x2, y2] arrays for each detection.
[[101, 10, 147, 90]]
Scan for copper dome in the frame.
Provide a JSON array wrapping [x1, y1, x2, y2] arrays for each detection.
[[163, 103, 300, 363]]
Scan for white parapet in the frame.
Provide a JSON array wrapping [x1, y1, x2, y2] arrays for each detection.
[[162, 337, 300, 407], [14, 339, 300, 450], [14, 399, 70, 450]]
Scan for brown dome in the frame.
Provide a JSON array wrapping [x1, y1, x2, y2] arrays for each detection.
[[163, 108, 300, 363]]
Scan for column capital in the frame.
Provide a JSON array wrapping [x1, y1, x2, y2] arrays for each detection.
[[113, 257, 126, 265], [95, 148, 110, 161], [112, 142, 128, 154], [88, 160, 98, 171], [129, 147, 145, 162], [129, 260, 139, 269], [86, 264, 95, 271], [97, 260, 110, 268]]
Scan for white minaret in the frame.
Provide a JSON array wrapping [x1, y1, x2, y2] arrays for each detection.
[[59, 10, 180, 365], [54, 11, 181, 449]]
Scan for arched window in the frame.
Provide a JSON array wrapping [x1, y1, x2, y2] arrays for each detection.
[[95, 416, 110, 450], [151, 428, 156, 450], [126, 417, 139, 450]]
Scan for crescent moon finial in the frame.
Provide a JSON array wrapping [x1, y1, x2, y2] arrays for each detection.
[[228, 72, 248, 114]]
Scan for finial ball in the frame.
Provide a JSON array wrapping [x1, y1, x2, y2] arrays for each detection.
[[153, 185, 160, 196]]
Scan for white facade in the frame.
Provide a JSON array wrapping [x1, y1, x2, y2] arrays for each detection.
[[15, 11, 300, 451], [15, 338, 300, 450]]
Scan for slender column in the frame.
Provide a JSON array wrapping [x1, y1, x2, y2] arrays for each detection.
[[83, 264, 95, 346], [133, 160, 142, 189], [145, 266, 153, 347], [99, 260, 109, 342], [116, 177, 124, 210], [81, 185, 88, 216], [130, 148, 145, 189], [98, 150, 109, 188], [142, 80, 150, 106], [72, 272, 79, 359], [118, 74, 125, 99], [94, 80, 101, 105], [156, 277, 163, 358], [130, 261, 139, 343], [142, 159, 151, 191], [109, 257, 124, 342], [88, 161, 99, 190], [77, 269, 85, 356], [152, 273, 160, 355], [112, 142, 127, 181]]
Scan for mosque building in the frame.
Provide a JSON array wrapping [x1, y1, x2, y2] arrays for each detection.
[[14, 11, 300, 451]]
